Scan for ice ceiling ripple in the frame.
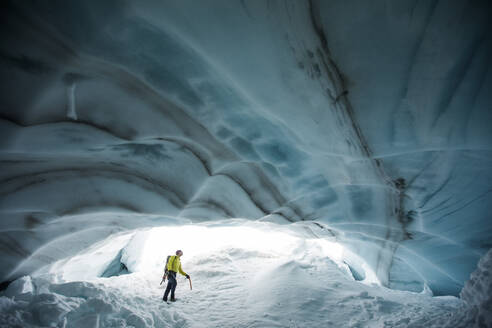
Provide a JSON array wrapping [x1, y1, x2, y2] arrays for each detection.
[[0, 0, 491, 296]]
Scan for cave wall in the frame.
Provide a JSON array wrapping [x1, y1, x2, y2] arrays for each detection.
[[0, 0, 491, 296]]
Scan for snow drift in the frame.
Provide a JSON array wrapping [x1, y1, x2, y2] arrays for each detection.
[[0, 221, 470, 327]]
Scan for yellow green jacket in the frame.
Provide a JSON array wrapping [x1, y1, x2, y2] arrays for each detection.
[[167, 255, 187, 276]]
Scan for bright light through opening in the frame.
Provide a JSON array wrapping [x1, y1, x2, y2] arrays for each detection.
[[46, 221, 379, 286], [136, 225, 330, 273]]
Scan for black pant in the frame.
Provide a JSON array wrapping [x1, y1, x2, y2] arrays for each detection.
[[163, 271, 177, 300]]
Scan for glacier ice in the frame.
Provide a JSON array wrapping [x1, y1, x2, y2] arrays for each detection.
[[0, 0, 491, 326], [450, 248, 492, 327]]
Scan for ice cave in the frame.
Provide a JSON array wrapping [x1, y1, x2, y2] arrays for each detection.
[[0, 0, 491, 327]]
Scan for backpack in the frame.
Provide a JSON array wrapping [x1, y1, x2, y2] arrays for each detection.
[[164, 255, 171, 274]]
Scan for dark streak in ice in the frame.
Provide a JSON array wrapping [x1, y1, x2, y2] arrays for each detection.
[[185, 200, 234, 219], [0, 233, 30, 258], [240, 0, 253, 19], [0, 51, 53, 75], [215, 173, 268, 215], [421, 195, 453, 215], [60, 202, 141, 216], [390, 0, 437, 140], [152, 137, 212, 176], [271, 211, 295, 223], [406, 153, 438, 188], [308, 0, 407, 280], [0, 168, 187, 208], [418, 173, 453, 210], [435, 189, 492, 223], [0, 115, 133, 141], [431, 35, 486, 128], [25, 215, 42, 229]]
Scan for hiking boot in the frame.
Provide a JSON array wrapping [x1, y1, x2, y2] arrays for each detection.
[[170, 298, 177, 302], [163, 297, 167, 302]]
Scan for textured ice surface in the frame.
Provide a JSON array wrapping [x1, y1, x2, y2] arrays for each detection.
[[0, 0, 491, 302], [449, 248, 492, 327]]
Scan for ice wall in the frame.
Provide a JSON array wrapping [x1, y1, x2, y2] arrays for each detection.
[[451, 248, 492, 327], [0, 0, 491, 296]]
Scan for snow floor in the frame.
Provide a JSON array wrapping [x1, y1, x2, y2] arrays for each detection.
[[0, 221, 465, 328]]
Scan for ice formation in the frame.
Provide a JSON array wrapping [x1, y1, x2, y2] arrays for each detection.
[[0, 0, 491, 326], [450, 248, 492, 327]]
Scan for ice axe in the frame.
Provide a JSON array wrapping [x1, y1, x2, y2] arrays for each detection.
[[160, 274, 167, 285], [187, 276, 192, 290]]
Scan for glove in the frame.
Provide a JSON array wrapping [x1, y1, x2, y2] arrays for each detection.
[[186, 274, 190, 279]]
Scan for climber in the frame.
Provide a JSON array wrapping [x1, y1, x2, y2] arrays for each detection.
[[163, 249, 190, 302]]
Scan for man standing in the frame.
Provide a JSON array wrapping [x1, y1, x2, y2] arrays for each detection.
[[163, 249, 190, 302]]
